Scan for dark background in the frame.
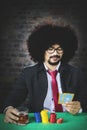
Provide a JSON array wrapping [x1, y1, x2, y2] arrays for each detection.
[[0, 0, 87, 112]]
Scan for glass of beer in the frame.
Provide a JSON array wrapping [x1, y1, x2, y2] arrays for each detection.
[[17, 106, 29, 125]]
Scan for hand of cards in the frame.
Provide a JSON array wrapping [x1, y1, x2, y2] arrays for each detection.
[[58, 93, 74, 104]]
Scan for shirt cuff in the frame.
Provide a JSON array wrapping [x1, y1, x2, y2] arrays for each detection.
[[78, 108, 82, 113]]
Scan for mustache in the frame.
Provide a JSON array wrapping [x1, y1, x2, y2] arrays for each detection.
[[50, 55, 60, 58]]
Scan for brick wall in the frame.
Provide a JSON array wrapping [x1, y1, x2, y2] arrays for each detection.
[[0, 0, 87, 112]]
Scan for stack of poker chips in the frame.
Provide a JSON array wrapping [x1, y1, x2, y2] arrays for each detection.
[[40, 110, 49, 123], [34, 110, 49, 123], [49, 113, 56, 123], [34, 109, 63, 124], [34, 112, 41, 122]]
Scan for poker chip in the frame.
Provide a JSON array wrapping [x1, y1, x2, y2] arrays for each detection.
[[56, 118, 63, 124]]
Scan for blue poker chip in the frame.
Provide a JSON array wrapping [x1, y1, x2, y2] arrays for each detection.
[[34, 112, 42, 122]]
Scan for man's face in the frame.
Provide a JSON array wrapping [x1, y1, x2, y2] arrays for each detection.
[[44, 44, 64, 66]]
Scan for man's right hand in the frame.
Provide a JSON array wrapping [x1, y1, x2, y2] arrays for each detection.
[[4, 107, 19, 124]]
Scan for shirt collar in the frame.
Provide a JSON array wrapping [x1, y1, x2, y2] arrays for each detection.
[[44, 61, 61, 71]]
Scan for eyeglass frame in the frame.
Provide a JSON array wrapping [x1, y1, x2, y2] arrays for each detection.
[[47, 47, 63, 54]]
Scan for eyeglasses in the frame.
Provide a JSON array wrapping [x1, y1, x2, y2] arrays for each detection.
[[47, 47, 63, 54]]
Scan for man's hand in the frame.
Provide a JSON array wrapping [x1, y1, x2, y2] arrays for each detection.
[[63, 101, 81, 115], [4, 107, 19, 124]]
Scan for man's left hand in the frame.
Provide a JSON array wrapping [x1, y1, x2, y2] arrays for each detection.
[[63, 101, 81, 115]]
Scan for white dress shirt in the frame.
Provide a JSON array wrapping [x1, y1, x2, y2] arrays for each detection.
[[43, 62, 66, 112]]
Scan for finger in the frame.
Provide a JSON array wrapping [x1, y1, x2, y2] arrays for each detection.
[[8, 113, 19, 121], [65, 101, 75, 105], [10, 108, 19, 115], [65, 104, 77, 109], [65, 103, 80, 111], [5, 117, 17, 124], [64, 101, 80, 108]]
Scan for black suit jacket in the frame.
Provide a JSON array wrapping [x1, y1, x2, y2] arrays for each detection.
[[3, 63, 87, 112]]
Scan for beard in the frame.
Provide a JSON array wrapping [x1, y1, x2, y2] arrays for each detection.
[[48, 60, 59, 66], [48, 55, 60, 66]]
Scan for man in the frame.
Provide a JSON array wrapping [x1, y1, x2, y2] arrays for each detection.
[[3, 24, 87, 124]]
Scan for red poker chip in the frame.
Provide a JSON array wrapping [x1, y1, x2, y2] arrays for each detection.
[[56, 118, 63, 124]]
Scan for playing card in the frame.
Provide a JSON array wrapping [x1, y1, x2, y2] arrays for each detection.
[[58, 93, 74, 104]]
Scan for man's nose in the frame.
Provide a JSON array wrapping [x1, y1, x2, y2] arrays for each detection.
[[53, 49, 58, 54]]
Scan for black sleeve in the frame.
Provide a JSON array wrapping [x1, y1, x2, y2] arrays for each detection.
[[77, 69, 87, 112], [2, 69, 28, 110]]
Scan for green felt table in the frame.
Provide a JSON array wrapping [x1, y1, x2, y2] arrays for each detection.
[[0, 112, 87, 130]]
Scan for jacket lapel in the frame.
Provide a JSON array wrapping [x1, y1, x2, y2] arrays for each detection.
[[37, 63, 48, 101], [59, 63, 72, 92]]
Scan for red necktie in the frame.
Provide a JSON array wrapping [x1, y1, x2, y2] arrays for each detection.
[[48, 70, 63, 112]]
